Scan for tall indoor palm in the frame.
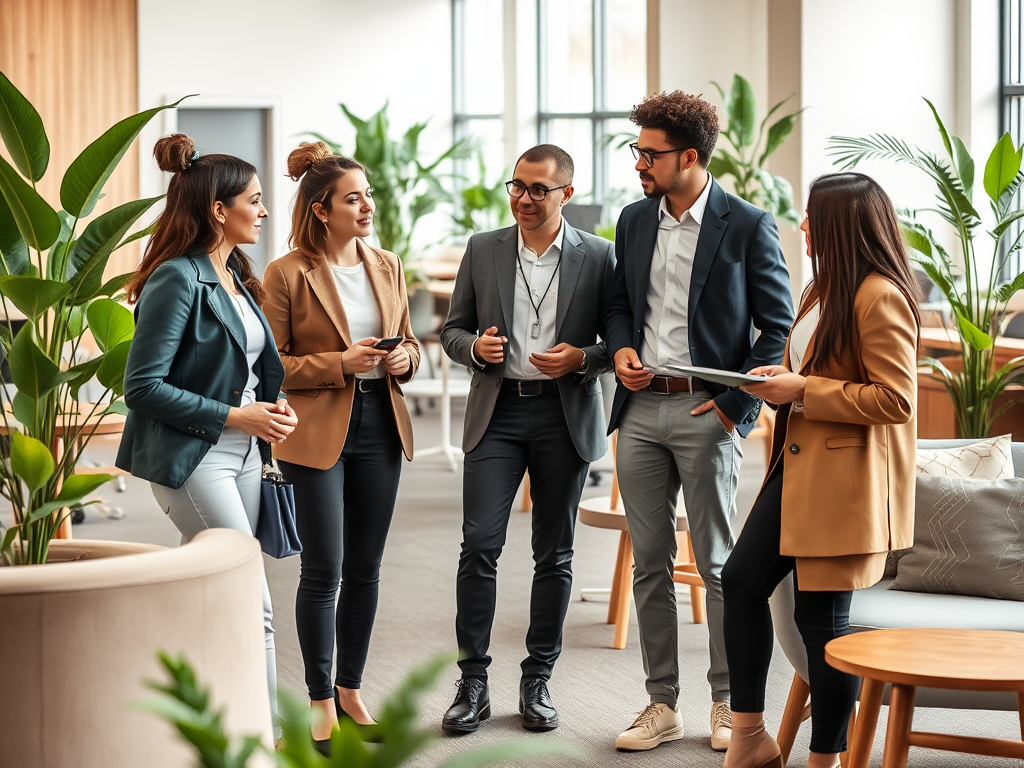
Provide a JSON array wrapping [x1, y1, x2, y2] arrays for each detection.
[[828, 99, 1024, 437]]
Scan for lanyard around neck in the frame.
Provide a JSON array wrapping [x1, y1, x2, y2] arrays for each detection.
[[516, 249, 561, 332]]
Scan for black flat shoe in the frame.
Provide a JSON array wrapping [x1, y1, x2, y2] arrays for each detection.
[[334, 689, 383, 743], [441, 677, 490, 735], [519, 677, 558, 731]]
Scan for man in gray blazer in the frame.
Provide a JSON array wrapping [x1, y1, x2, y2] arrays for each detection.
[[440, 144, 615, 735]]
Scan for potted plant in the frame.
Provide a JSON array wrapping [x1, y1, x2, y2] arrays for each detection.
[[828, 99, 1024, 438], [451, 156, 512, 238], [148, 652, 580, 768], [0, 70, 183, 565]]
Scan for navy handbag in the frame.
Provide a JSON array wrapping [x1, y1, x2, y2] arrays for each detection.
[[255, 439, 301, 558]]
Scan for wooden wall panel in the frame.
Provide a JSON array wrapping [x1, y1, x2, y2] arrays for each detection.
[[0, 0, 139, 277]]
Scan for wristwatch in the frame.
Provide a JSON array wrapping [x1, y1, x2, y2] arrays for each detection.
[[577, 349, 588, 373], [791, 400, 805, 413]]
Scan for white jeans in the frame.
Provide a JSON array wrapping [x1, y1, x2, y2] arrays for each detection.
[[150, 427, 278, 731]]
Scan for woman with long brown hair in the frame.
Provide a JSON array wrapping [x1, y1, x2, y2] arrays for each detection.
[[262, 142, 419, 751], [719, 172, 920, 768], [117, 134, 298, 732]]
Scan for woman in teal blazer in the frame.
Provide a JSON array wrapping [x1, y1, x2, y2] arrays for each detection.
[[117, 134, 297, 735]]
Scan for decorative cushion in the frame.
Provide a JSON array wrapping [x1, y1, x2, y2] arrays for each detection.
[[891, 475, 1024, 601], [885, 435, 1016, 577], [915, 434, 1014, 478]]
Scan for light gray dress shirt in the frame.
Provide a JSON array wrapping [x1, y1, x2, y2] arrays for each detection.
[[640, 175, 713, 376], [507, 219, 564, 379]]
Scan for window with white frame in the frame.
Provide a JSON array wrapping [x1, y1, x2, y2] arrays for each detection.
[[1002, 0, 1024, 276], [537, 0, 646, 205]]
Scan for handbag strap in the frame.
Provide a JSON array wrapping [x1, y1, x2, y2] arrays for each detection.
[[257, 438, 285, 481]]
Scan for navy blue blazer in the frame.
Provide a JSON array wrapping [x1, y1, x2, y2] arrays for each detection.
[[605, 179, 794, 437], [116, 249, 285, 488]]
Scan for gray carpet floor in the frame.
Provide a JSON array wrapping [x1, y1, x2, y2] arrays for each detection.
[[12, 390, 1023, 768]]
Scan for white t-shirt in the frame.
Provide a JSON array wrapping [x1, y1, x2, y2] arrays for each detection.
[[226, 291, 266, 406], [331, 262, 384, 379]]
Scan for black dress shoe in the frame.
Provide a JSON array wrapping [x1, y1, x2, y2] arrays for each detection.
[[334, 689, 383, 743], [441, 678, 490, 735], [519, 678, 558, 731]]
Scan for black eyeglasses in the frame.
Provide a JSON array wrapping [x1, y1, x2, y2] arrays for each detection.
[[629, 143, 693, 168], [505, 180, 570, 202]]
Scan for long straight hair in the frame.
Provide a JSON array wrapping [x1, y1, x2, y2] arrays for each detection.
[[127, 134, 266, 304], [802, 172, 921, 371]]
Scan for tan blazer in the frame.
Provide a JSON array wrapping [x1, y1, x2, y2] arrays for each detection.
[[765, 274, 918, 591], [262, 241, 420, 468]]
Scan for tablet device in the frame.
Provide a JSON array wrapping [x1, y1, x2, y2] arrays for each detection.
[[665, 365, 769, 387]]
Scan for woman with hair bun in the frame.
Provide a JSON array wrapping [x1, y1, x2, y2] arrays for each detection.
[[263, 141, 419, 750], [118, 134, 298, 734]]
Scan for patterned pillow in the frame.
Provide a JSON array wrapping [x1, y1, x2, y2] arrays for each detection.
[[916, 434, 1014, 478], [885, 435, 1016, 577], [891, 475, 1024, 601]]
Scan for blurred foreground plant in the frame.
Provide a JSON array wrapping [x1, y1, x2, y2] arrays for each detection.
[[146, 651, 581, 768]]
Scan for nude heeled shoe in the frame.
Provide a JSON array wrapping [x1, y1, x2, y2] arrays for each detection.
[[723, 721, 783, 768]]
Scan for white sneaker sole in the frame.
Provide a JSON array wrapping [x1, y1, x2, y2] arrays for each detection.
[[614, 725, 684, 751]]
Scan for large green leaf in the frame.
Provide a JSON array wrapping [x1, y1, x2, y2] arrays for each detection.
[[86, 298, 134, 352], [759, 112, 802, 166], [8, 324, 64, 398], [10, 432, 54, 493], [97, 272, 132, 297], [996, 270, 1024, 303], [0, 275, 70, 320], [60, 97, 190, 218], [97, 339, 131, 395], [65, 196, 161, 303], [56, 473, 115, 502], [983, 132, 1022, 203], [11, 390, 37, 426], [924, 97, 953, 158], [950, 135, 975, 200], [0, 71, 49, 182], [113, 219, 157, 252], [727, 74, 758, 147], [47, 211, 75, 281], [0, 155, 61, 251], [955, 311, 993, 351], [707, 152, 743, 181], [993, 207, 1024, 238], [66, 355, 104, 400], [0, 190, 30, 275]]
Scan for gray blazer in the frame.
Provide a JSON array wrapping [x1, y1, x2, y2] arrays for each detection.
[[441, 223, 615, 462]]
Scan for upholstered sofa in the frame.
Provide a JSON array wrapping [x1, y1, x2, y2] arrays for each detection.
[[770, 439, 1024, 763], [0, 528, 273, 768]]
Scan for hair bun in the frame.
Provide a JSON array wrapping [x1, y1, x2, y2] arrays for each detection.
[[287, 142, 332, 181], [154, 133, 196, 173]]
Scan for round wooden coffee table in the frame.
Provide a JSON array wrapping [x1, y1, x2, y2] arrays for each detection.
[[825, 628, 1024, 768]]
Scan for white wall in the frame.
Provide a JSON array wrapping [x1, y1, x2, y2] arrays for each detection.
[[658, 0, 769, 127], [137, 0, 454, 265]]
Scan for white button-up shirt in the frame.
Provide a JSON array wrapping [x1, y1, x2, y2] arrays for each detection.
[[506, 220, 564, 380], [640, 175, 712, 375]]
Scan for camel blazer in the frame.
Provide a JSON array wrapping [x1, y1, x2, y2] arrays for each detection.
[[764, 274, 918, 591], [262, 241, 420, 469]]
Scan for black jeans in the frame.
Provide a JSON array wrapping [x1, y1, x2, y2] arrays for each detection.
[[721, 468, 859, 754], [456, 386, 590, 680], [279, 386, 402, 700]]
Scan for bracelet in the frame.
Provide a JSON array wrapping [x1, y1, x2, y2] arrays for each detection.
[[577, 349, 588, 373], [791, 400, 805, 413]]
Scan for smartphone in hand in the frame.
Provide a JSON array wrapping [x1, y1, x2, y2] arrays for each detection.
[[373, 336, 404, 352]]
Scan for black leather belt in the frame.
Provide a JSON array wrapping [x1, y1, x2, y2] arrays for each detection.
[[648, 375, 707, 394], [355, 378, 388, 393], [502, 378, 558, 396]]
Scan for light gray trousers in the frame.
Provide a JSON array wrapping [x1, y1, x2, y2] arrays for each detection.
[[150, 427, 278, 730], [616, 389, 741, 707]]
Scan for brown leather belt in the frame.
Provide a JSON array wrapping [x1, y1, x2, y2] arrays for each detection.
[[648, 375, 707, 394]]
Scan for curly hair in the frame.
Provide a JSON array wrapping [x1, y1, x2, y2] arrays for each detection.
[[630, 91, 720, 167]]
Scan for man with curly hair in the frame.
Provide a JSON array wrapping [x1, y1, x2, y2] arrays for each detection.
[[605, 91, 794, 754]]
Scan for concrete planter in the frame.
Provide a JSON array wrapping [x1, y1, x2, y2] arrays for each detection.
[[0, 529, 273, 767]]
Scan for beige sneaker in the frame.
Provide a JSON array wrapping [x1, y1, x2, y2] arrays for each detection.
[[614, 702, 684, 751], [710, 701, 733, 751]]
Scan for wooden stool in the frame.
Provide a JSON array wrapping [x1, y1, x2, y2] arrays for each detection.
[[826, 628, 1024, 768], [577, 434, 706, 649]]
